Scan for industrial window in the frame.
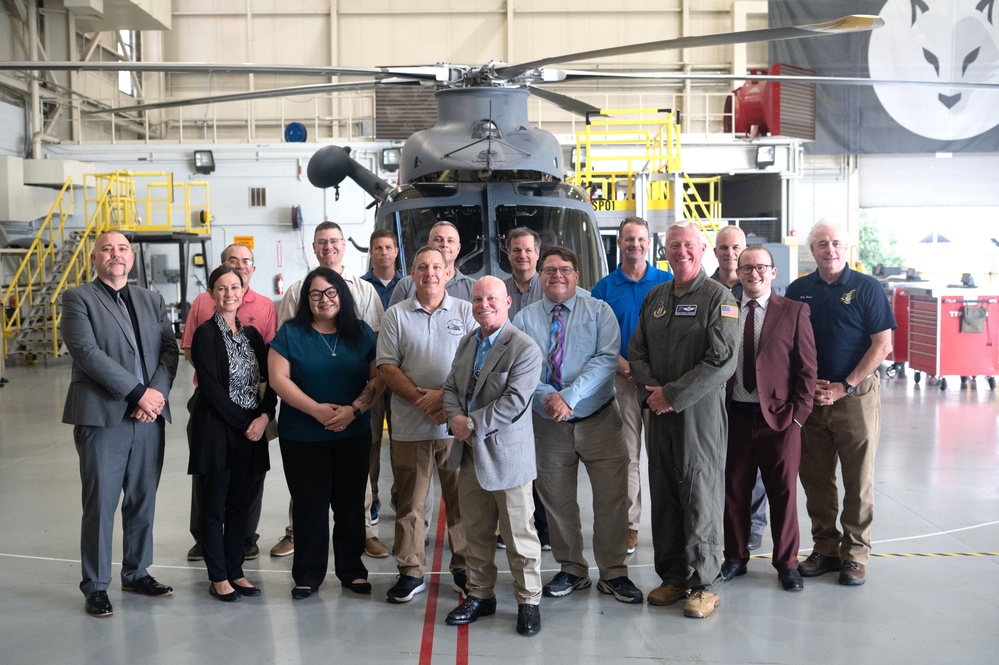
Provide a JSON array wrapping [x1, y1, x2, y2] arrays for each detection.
[[249, 187, 267, 207], [117, 31, 136, 97]]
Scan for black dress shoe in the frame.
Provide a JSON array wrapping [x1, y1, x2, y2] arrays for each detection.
[[516, 603, 541, 636], [209, 583, 241, 602], [341, 580, 372, 595], [292, 586, 317, 600], [445, 596, 497, 625], [230, 581, 262, 597], [721, 562, 747, 582], [84, 590, 113, 617], [778, 568, 804, 591], [122, 576, 173, 597]]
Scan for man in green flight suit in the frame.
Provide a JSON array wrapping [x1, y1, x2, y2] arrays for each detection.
[[628, 221, 739, 619]]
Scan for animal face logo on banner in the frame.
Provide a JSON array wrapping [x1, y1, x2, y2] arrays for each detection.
[[868, 0, 999, 140]]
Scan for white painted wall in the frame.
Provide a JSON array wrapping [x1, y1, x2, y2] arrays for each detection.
[[0, 100, 26, 157], [42, 142, 400, 308]]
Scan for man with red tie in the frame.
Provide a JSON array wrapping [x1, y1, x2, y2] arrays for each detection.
[[721, 245, 817, 591]]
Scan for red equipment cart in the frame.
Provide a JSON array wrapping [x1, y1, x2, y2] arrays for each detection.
[[882, 280, 911, 379], [906, 286, 999, 391]]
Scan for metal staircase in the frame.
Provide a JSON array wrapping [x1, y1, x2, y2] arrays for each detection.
[[2, 171, 211, 362], [568, 107, 722, 242]]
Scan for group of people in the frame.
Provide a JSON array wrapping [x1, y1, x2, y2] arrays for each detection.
[[62, 215, 894, 635]]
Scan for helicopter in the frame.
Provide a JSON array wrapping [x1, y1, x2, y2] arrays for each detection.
[[5, 13, 985, 287]]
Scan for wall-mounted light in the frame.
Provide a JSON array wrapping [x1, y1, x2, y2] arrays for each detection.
[[380, 148, 401, 171], [755, 145, 776, 169], [194, 150, 215, 175]]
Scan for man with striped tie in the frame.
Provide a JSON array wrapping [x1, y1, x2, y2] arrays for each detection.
[[513, 246, 643, 605]]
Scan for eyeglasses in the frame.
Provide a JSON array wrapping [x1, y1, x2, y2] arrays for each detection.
[[315, 238, 345, 246], [737, 264, 774, 275], [226, 257, 254, 267], [308, 287, 339, 301], [541, 266, 576, 276]]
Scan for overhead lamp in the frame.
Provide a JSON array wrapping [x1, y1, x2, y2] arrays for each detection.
[[755, 145, 776, 169], [380, 148, 401, 171], [193, 150, 215, 175]]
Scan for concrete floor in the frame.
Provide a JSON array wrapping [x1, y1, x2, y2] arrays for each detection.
[[0, 358, 997, 665]]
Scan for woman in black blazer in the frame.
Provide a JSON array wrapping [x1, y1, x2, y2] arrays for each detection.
[[190, 265, 276, 602]]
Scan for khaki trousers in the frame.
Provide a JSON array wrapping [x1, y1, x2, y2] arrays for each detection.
[[615, 373, 647, 531], [534, 404, 630, 580], [799, 375, 881, 564], [458, 447, 542, 605], [391, 438, 466, 577]]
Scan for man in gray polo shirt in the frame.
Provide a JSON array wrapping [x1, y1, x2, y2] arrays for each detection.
[[388, 221, 475, 307], [377, 246, 476, 604]]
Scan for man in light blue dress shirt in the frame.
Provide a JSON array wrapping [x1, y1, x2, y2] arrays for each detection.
[[513, 246, 643, 605]]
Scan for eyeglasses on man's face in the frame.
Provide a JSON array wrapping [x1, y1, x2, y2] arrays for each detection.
[[226, 257, 254, 267], [737, 264, 774, 275], [541, 266, 576, 276], [308, 287, 339, 301], [315, 238, 345, 247]]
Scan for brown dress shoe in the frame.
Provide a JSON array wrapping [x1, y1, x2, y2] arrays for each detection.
[[798, 552, 842, 577], [838, 561, 866, 586]]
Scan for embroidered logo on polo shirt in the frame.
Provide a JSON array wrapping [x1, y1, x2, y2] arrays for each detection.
[[841, 289, 857, 305], [446, 319, 466, 335]]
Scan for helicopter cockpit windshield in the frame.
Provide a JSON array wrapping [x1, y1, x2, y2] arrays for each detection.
[[379, 180, 607, 289]]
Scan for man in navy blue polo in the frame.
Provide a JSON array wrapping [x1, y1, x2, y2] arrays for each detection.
[[785, 221, 895, 587], [592, 217, 672, 556]]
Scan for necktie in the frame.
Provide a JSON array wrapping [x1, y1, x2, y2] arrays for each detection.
[[743, 299, 758, 394], [548, 304, 565, 389], [116, 292, 145, 383]]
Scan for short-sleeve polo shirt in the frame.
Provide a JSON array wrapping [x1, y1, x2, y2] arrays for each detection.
[[785, 265, 896, 382]]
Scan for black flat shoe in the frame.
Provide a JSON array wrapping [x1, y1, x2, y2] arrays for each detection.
[[516, 603, 542, 636], [778, 568, 804, 591], [721, 562, 748, 582], [292, 586, 316, 600], [341, 580, 372, 595], [446, 596, 497, 625], [209, 583, 241, 602], [230, 581, 262, 597]]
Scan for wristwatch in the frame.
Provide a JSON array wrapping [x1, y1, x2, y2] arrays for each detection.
[[352, 406, 362, 418], [467, 419, 475, 432], [842, 380, 856, 397]]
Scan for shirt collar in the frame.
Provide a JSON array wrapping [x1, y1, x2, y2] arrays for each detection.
[[477, 321, 505, 345], [612, 261, 654, 285], [741, 290, 772, 309], [542, 293, 577, 313]]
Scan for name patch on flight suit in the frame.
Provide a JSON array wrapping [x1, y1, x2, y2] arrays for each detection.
[[675, 304, 697, 316]]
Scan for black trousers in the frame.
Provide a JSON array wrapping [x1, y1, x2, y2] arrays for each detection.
[[188, 388, 264, 546], [281, 432, 370, 589], [199, 438, 256, 583]]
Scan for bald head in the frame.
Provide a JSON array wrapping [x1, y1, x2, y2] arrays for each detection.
[[472, 275, 512, 335]]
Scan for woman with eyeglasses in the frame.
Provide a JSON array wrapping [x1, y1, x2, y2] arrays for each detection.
[[268, 267, 384, 599], [189, 265, 276, 602]]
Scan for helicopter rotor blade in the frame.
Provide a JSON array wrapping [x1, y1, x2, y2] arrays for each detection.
[[494, 14, 883, 80], [81, 78, 422, 115], [555, 69, 999, 91], [0, 61, 450, 80], [525, 86, 602, 116]]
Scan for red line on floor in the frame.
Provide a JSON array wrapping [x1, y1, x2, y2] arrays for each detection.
[[418, 498, 449, 665], [456, 624, 469, 665]]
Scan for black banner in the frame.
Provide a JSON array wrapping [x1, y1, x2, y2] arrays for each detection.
[[769, 0, 999, 154]]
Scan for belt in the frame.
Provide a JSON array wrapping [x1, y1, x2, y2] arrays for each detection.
[[731, 400, 762, 413], [566, 398, 615, 423]]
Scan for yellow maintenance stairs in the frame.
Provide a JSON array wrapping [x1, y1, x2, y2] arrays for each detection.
[[569, 108, 722, 245], [2, 171, 211, 361]]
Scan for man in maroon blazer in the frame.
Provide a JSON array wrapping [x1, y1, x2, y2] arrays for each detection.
[[721, 246, 817, 592]]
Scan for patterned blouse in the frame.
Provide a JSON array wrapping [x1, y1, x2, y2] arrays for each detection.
[[213, 312, 260, 410]]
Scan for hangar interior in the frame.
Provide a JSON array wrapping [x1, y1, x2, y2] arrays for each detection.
[[0, 2, 997, 664]]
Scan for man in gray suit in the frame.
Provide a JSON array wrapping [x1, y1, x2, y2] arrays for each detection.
[[442, 276, 544, 637], [61, 231, 179, 617]]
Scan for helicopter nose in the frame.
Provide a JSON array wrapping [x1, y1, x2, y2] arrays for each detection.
[[938, 93, 961, 109]]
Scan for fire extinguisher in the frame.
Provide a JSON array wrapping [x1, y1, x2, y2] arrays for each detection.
[[275, 274, 284, 296]]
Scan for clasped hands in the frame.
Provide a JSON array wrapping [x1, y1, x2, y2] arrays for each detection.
[[645, 385, 674, 415], [315, 403, 357, 432], [131, 388, 165, 423]]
